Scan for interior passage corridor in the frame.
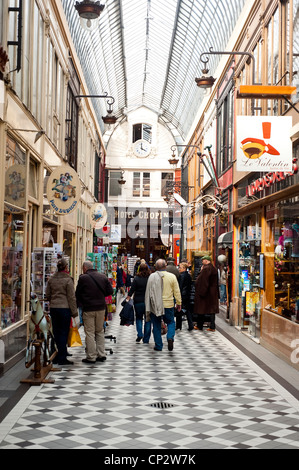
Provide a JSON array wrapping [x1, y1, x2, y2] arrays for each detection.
[[0, 305, 299, 450]]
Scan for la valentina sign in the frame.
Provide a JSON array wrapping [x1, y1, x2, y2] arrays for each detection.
[[237, 116, 293, 172], [246, 159, 298, 196], [46, 166, 81, 215]]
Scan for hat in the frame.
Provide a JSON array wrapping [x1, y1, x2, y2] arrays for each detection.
[[201, 255, 212, 262]]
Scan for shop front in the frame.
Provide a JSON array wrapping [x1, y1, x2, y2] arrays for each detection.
[[110, 206, 179, 262], [1, 136, 34, 371], [233, 154, 299, 367]]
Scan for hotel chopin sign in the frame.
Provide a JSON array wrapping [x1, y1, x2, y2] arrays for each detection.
[[46, 166, 81, 215], [237, 116, 293, 172]]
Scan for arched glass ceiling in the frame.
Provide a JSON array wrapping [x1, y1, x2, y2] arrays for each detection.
[[61, 0, 247, 142]]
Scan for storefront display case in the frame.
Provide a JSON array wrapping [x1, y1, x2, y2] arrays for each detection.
[[88, 245, 119, 315], [31, 248, 57, 313], [266, 199, 299, 322], [237, 213, 262, 338], [1, 211, 25, 330]]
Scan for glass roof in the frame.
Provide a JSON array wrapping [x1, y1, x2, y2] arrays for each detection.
[[61, 0, 247, 142]]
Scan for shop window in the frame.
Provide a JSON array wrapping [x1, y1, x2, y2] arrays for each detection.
[[268, 198, 299, 320], [237, 213, 262, 337], [1, 212, 24, 330], [5, 137, 26, 210]]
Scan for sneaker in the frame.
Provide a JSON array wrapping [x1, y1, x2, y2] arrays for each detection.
[[82, 358, 96, 364], [207, 328, 215, 332], [154, 347, 162, 351], [136, 337, 143, 343], [96, 356, 107, 362], [168, 339, 174, 351]]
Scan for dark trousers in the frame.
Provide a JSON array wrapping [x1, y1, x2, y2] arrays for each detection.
[[197, 314, 216, 330], [176, 308, 194, 330], [50, 308, 71, 362]]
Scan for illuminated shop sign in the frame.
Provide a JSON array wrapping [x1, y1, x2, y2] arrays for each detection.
[[246, 159, 298, 197]]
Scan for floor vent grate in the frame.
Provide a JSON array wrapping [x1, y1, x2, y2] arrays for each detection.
[[150, 402, 174, 409]]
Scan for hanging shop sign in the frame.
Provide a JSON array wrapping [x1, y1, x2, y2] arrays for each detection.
[[46, 166, 81, 215], [237, 116, 293, 172], [89, 203, 107, 229]]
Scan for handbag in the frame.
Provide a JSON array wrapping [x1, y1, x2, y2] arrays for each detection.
[[68, 318, 83, 347], [161, 319, 167, 335]]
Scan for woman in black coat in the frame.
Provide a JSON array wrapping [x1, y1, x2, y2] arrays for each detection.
[[176, 262, 194, 331], [127, 263, 151, 343]]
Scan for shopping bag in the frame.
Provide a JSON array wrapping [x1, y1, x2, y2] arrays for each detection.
[[68, 319, 83, 347]]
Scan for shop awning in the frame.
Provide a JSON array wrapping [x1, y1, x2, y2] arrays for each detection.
[[218, 231, 233, 247]]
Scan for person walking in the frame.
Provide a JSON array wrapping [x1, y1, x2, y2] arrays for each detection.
[[176, 262, 194, 331], [145, 258, 182, 351], [76, 261, 113, 364], [194, 255, 219, 331], [219, 266, 227, 305], [116, 261, 126, 296], [166, 257, 179, 280], [45, 258, 78, 365], [127, 263, 151, 343]]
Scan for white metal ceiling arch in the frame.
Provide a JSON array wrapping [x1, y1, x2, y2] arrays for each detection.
[[61, 0, 247, 143]]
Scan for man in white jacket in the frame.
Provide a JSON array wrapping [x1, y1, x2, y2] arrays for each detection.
[[145, 259, 181, 351]]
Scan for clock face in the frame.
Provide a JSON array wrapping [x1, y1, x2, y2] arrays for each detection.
[[133, 139, 151, 157]]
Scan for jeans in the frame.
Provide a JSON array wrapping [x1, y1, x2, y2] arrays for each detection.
[[151, 307, 175, 350], [220, 284, 226, 303], [135, 302, 151, 342], [50, 308, 72, 363]]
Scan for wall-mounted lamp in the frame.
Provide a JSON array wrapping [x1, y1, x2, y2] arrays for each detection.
[[168, 152, 179, 168], [75, 93, 117, 125], [196, 47, 298, 113], [102, 96, 117, 125], [75, 0, 105, 32], [8, 128, 45, 143], [195, 47, 256, 89], [118, 171, 126, 185]]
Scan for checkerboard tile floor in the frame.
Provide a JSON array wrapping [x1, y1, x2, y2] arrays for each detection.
[[1, 309, 299, 449]]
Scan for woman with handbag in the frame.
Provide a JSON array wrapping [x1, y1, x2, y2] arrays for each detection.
[[127, 263, 151, 343], [45, 258, 78, 365]]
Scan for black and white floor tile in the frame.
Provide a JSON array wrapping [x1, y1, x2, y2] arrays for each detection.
[[1, 307, 299, 450]]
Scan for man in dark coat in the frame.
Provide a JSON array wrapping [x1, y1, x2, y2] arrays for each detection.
[[166, 257, 179, 279], [76, 261, 113, 363], [194, 255, 219, 331]]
